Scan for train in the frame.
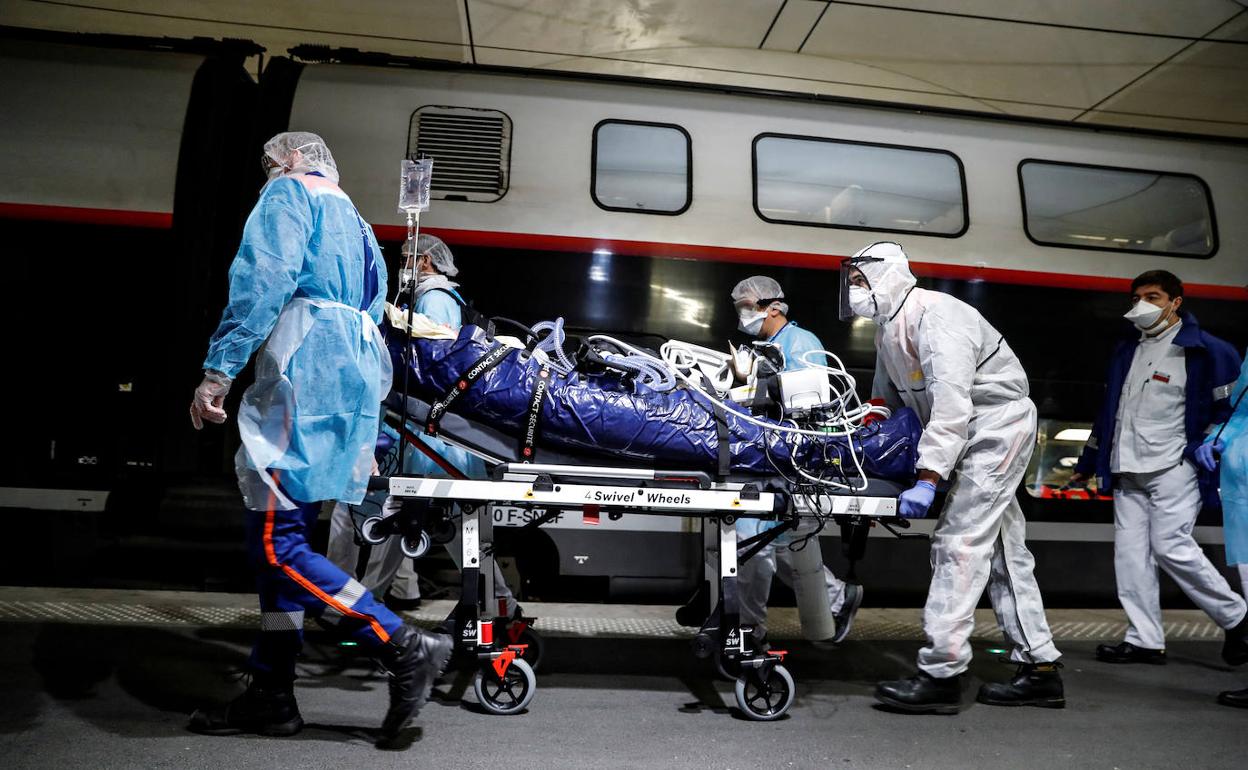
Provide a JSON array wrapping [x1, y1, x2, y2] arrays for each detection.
[[1, 28, 1245, 604]]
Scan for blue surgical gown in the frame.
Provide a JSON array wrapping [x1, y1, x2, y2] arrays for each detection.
[[204, 174, 390, 508], [1208, 350, 1248, 565], [398, 286, 487, 480], [769, 321, 828, 371]]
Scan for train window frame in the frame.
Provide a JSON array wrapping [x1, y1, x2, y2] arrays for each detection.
[[1017, 159, 1219, 259], [750, 132, 970, 238], [591, 119, 693, 216]]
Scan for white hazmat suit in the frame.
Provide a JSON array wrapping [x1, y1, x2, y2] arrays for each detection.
[[846, 242, 1060, 678]]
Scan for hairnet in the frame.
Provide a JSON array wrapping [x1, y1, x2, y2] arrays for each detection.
[[263, 131, 339, 184], [417, 234, 458, 277], [731, 275, 789, 316]]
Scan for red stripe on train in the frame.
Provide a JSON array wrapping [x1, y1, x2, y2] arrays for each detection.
[[0, 202, 173, 229], [390, 226, 1248, 302], [2, 204, 1242, 301]]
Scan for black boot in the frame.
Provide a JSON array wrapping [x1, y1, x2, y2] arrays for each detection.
[[187, 681, 303, 737], [377, 625, 453, 745], [977, 662, 1065, 709], [1095, 641, 1166, 665], [1217, 686, 1248, 708], [1222, 616, 1248, 666], [875, 672, 962, 714]]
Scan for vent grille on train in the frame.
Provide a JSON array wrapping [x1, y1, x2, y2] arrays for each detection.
[[408, 106, 512, 203]]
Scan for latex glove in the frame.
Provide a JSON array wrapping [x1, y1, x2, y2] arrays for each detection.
[[190, 371, 232, 430], [1194, 439, 1225, 472], [898, 480, 937, 519]]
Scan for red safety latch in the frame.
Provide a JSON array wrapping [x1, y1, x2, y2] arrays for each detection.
[[583, 504, 600, 525]]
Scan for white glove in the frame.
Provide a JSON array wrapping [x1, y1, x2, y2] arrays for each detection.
[[190, 370, 233, 430]]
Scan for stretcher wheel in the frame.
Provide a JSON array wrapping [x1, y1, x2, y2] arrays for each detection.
[[400, 530, 431, 559], [510, 625, 544, 672], [360, 516, 389, 545], [713, 649, 741, 681], [734, 664, 795, 721], [472, 658, 536, 715]]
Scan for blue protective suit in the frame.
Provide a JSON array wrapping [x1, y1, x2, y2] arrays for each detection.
[[401, 286, 487, 480], [1208, 351, 1248, 565], [203, 173, 391, 509], [769, 321, 827, 371]]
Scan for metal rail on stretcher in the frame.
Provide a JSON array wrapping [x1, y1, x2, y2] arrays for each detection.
[[376, 458, 901, 721]]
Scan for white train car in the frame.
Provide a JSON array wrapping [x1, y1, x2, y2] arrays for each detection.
[[1, 34, 1245, 601]]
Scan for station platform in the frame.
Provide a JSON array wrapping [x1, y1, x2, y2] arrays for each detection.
[[0, 587, 1244, 768]]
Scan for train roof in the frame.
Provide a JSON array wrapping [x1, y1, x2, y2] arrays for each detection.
[[3, 1, 1246, 141]]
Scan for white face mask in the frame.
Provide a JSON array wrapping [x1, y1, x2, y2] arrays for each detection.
[[399, 268, 415, 287], [1124, 299, 1171, 332], [848, 285, 876, 319], [738, 309, 767, 337]]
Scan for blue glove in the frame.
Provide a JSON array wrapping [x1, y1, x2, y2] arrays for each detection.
[[1194, 439, 1225, 472], [898, 480, 938, 519]]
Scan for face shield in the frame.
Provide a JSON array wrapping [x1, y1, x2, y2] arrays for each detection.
[[838, 256, 884, 321]]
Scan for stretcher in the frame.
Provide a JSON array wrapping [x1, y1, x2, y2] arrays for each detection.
[[364, 394, 907, 720]]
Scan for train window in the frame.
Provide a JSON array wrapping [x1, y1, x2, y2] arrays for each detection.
[[1019, 161, 1216, 257], [752, 134, 967, 236], [408, 106, 512, 203], [1023, 420, 1110, 501], [592, 120, 691, 215]]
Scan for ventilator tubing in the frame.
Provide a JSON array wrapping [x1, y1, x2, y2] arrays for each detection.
[[788, 538, 837, 641]]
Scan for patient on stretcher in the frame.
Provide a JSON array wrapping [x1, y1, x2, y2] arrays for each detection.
[[382, 307, 921, 486]]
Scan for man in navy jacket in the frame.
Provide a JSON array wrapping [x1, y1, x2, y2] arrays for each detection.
[[1072, 270, 1248, 667]]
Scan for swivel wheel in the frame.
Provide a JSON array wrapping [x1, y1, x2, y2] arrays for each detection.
[[360, 516, 389, 545], [472, 657, 536, 715], [399, 530, 432, 559], [734, 664, 795, 721], [713, 649, 742, 681], [503, 623, 544, 672]]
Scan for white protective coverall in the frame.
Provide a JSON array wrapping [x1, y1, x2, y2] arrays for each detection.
[[854, 243, 1060, 678]]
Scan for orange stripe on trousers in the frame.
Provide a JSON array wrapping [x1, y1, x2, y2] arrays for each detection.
[[262, 473, 391, 643]]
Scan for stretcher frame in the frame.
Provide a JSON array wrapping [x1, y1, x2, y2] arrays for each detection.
[[375, 448, 900, 719]]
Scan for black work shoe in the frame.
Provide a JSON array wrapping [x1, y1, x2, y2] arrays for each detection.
[[187, 684, 303, 737], [977, 662, 1065, 709], [1095, 641, 1166, 665], [831, 583, 865, 644], [377, 625, 454, 743], [1222, 616, 1248, 666], [1217, 686, 1248, 708], [874, 672, 962, 714]]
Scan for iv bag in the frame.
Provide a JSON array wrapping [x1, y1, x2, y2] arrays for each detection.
[[398, 158, 433, 214]]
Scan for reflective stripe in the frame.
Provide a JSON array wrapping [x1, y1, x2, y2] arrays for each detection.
[[321, 605, 344, 626], [1214, 382, 1234, 400], [331, 578, 366, 610], [261, 610, 305, 632], [1087, 435, 1098, 450]]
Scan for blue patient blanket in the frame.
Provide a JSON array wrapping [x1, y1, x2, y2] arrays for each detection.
[[389, 323, 921, 480]]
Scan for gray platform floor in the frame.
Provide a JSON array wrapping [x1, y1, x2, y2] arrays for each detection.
[[0, 589, 1244, 769]]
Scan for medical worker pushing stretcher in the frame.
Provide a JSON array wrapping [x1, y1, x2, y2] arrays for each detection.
[[187, 132, 451, 745], [841, 241, 1064, 713]]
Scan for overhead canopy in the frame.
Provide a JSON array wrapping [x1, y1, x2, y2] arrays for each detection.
[[6, 0, 1247, 139]]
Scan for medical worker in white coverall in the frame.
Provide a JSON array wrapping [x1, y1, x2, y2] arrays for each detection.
[[840, 242, 1064, 713]]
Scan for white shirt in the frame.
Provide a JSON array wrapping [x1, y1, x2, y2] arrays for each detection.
[[1111, 320, 1188, 474]]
